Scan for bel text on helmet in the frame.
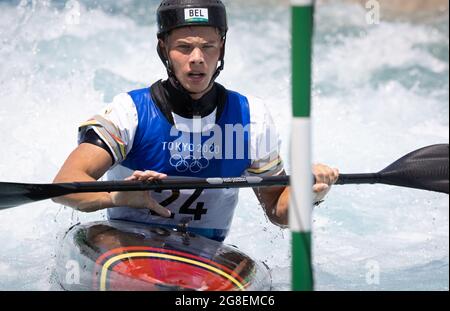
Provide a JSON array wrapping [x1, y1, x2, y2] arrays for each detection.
[[157, 0, 228, 38]]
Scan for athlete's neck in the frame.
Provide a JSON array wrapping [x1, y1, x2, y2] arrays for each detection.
[[189, 84, 214, 100], [150, 79, 227, 124], [167, 77, 212, 103], [166, 78, 219, 118]]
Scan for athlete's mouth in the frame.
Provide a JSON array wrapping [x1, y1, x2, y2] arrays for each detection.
[[188, 72, 206, 78]]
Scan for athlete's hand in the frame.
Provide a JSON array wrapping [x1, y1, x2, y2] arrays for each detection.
[[124, 170, 168, 182], [312, 164, 339, 204], [110, 170, 172, 218]]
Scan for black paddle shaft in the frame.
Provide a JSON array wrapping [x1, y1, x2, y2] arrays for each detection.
[[0, 145, 448, 210], [0, 176, 290, 209]]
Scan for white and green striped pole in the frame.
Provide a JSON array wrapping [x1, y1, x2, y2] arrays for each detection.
[[290, 0, 314, 291]]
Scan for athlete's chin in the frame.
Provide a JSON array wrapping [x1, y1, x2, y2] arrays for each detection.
[[182, 82, 210, 94]]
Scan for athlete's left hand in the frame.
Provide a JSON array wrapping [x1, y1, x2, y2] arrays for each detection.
[[125, 170, 168, 182], [312, 164, 339, 204]]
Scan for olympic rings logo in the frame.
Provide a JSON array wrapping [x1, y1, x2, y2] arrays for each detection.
[[169, 154, 210, 173]]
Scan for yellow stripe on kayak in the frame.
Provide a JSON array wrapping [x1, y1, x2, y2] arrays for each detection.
[[100, 252, 246, 291]]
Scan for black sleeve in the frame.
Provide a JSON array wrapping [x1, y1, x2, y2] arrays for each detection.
[[79, 129, 115, 164]]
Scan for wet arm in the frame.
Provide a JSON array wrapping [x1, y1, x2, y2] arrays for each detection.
[[253, 171, 289, 227], [52, 143, 114, 212]]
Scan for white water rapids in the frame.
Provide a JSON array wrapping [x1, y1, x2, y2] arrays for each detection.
[[0, 0, 448, 290]]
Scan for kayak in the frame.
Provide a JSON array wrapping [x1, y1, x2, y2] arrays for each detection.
[[56, 220, 272, 291]]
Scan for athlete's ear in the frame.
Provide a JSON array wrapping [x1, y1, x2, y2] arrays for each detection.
[[217, 29, 225, 48], [158, 39, 167, 53], [158, 38, 165, 49], [158, 38, 170, 62]]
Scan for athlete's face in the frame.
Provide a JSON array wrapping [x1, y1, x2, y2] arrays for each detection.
[[163, 26, 224, 100]]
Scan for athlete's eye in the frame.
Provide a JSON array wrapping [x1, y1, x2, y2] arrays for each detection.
[[203, 44, 216, 50], [177, 44, 191, 51]]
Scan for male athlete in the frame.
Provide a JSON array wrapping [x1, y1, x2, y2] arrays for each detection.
[[53, 0, 339, 242]]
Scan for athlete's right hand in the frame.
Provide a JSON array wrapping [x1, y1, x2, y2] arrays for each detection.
[[110, 170, 172, 218]]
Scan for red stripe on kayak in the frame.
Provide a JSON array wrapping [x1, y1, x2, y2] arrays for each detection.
[[95, 246, 244, 279], [93, 246, 246, 290], [107, 258, 236, 291]]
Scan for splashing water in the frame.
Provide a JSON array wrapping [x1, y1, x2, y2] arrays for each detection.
[[0, 0, 448, 290]]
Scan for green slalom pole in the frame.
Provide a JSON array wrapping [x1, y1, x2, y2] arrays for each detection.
[[290, 0, 314, 291]]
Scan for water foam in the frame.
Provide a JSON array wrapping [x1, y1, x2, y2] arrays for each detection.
[[0, 0, 447, 290]]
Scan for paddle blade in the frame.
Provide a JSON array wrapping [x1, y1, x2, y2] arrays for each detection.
[[0, 183, 73, 210], [379, 144, 449, 194]]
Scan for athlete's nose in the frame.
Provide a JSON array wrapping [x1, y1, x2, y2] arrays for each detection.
[[189, 47, 205, 65]]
